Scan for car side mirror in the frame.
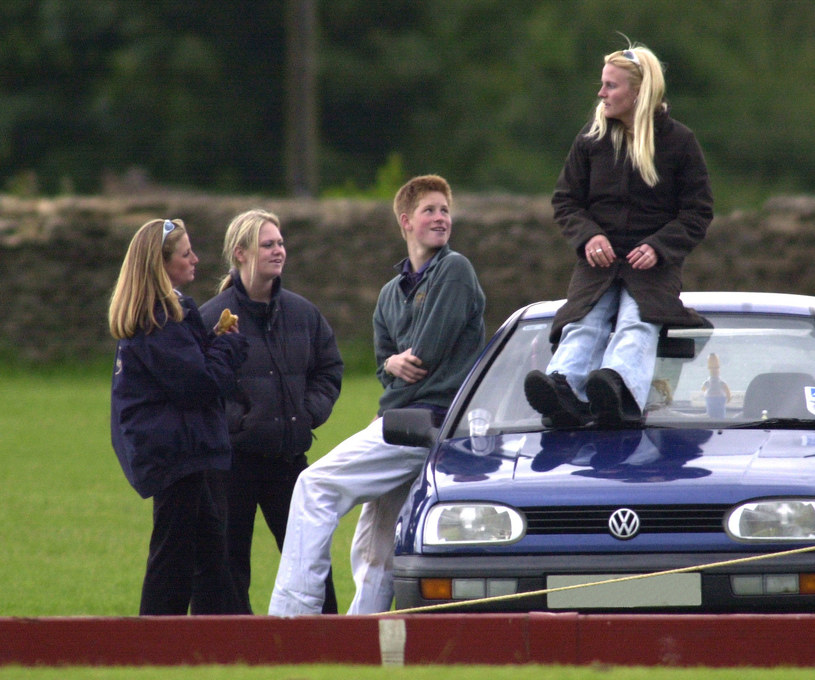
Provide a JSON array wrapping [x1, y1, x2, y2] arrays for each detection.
[[382, 408, 439, 448]]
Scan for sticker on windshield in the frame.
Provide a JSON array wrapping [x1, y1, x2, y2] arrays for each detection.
[[806, 386, 815, 415]]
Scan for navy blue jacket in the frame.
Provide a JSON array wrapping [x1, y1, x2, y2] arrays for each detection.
[[200, 273, 342, 462], [110, 295, 247, 498]]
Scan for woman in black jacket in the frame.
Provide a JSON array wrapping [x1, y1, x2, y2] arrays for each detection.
[[201, 209, 343, 614], [525, 42, 713, 428], [110, 218, 247, 615]]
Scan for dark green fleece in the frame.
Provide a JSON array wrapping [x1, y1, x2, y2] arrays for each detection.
[[374, 244, 486, 415]]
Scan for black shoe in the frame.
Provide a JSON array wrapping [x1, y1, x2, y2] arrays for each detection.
[[585, 368, 643, 427], [524, 370, 590, 427]]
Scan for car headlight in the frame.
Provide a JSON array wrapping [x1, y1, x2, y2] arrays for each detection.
[[423, 503, 525, 545], [726, 499, 815, 541]]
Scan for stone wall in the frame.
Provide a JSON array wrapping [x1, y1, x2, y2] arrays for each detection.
[[2, 191, 815, 362]]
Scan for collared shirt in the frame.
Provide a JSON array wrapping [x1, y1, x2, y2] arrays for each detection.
[[398, 257, 431, 297]]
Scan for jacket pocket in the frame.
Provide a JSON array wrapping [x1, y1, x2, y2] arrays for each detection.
[[290, 409, 315, 455]]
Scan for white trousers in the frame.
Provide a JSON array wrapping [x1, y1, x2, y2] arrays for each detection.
[[268, 417, 428, 616]]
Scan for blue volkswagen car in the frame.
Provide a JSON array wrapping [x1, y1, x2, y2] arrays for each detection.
[[385, 292, 815, 613]]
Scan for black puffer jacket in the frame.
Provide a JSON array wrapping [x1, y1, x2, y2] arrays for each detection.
[[200, 272, 342, 460]]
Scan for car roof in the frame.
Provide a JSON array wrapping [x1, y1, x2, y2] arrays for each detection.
[[520, 291, 815, 321]]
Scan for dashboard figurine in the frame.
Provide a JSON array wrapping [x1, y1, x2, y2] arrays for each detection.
[[702, 352, 731, 418]]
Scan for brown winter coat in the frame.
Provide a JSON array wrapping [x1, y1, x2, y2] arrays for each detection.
[[550, 109, 713, 343]]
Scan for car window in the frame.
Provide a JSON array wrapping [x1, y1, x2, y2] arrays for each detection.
[[452, 320, 556, 437], [453, 313, 815, 437], [650, 314, 815, 425]]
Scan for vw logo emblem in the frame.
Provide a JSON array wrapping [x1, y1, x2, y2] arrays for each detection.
[[608, 508, 640, 540]]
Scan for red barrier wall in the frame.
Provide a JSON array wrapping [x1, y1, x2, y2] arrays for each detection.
[[3, 614, 815, 667]]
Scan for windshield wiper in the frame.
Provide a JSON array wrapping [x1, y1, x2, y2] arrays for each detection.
[[732, 418, 815, 430]]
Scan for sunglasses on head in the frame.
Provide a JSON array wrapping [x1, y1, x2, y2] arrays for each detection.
[[622, 49, 641, 68], [161, 220, 176, 246]]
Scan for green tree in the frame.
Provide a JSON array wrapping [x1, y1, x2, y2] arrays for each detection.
[[2, 0, 815, 208]]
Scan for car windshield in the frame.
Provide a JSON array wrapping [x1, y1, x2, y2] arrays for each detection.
[[452, 312, 815, 436]]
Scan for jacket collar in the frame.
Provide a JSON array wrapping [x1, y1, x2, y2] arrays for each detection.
[[230, 269, 282, 313], [393, 243, 451, 274]]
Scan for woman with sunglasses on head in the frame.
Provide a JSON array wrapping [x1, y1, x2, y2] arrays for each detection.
[[525, 42, 713, 427], [109, 218, 248, 615]]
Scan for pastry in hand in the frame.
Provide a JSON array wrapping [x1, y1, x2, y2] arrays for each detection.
[[216, 308, 239, 335]]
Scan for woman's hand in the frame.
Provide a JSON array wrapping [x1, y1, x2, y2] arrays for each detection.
[[627, 244, 659, 270], [384, 347, 428, 384], [585, 236, 615, 267], [215, 308, 240, 334]]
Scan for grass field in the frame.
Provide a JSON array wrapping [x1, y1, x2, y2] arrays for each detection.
[[2, 363, 813, 678], [0, 363, 381, 617], [3, 666, 814, 680]]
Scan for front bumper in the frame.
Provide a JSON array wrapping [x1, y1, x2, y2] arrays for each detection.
[[392, 551, 815, 613]]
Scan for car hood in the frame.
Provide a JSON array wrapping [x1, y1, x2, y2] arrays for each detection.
[[432, 428, 815, 506]]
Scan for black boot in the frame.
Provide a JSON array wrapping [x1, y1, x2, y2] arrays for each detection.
[[524, 371, 590, 427], [586, 368, 643, 427]]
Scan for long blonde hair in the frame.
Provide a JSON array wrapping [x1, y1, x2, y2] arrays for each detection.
[[586, 44, 666, 187], [216, 209, 282, 293], [108, 219, 186, 339]]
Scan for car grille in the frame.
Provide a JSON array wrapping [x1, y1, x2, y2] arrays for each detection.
[[520, 504, 728, 534]]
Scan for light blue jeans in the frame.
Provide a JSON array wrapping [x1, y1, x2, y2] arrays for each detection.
[[547, 283, 660, 410]]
